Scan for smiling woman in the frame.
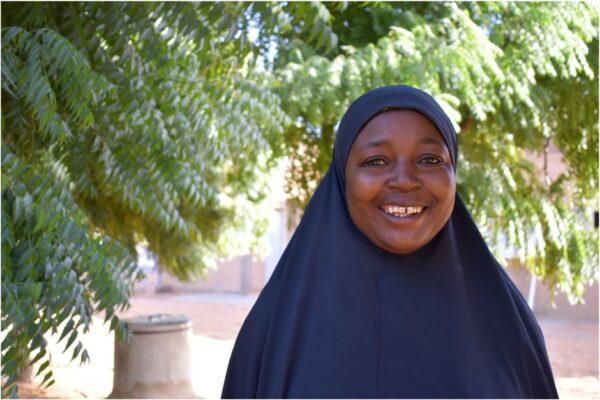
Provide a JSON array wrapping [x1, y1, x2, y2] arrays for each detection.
[[222, 86, 558, 399], [345, 110, 456, 254]]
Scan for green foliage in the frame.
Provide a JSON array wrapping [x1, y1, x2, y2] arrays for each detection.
[[273, 2, 599, 299], [1, 1, 335, 396], [1, 149, 139, 398]]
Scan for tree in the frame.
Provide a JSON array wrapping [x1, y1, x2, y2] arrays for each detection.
[[1, 2, 336, 397], [273, 2, 598, 298]]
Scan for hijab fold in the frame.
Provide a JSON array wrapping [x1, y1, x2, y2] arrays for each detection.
[[222, 85, 558, 399]]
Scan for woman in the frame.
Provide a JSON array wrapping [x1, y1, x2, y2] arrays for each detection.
[[222, 85, 558, 398]]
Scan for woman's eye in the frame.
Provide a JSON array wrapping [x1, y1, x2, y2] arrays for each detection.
[[363, 158, 386, 167], [420, 156, 442, 165]]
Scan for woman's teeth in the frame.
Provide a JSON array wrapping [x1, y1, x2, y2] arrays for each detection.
[[381, 205, 424, 217]]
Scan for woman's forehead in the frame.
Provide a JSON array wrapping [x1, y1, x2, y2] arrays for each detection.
[[360, 109, 440, 131], [352, 110, 449, 150]]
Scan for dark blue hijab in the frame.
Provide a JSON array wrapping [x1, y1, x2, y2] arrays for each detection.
[[222, 86, 558, 399]]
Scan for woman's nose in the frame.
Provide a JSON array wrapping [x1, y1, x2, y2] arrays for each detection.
[[385, 161, 420, 192]]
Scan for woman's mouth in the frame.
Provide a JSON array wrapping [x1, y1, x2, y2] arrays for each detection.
[[379, 205, 426, 218]]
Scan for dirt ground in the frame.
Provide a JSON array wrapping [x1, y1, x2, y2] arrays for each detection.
[[16, 292, 600, 399]]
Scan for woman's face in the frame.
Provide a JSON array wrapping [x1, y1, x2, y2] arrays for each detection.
[[345, 110, 456, 254]]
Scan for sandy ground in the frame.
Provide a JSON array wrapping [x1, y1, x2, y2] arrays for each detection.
[[16, 292, 600, 399]]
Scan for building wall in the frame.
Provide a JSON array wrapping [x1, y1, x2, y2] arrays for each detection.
[[135, 256, 266, 295], [505, 262, 598, 321]]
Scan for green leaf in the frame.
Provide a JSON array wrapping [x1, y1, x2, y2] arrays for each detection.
[[36, 360, 50, 378], [58, 319, 75, 343], [63, 330, 78, 352], [41, 370, 53, 387], [30, 348, 47, 365], [71, 341, 83, 361]]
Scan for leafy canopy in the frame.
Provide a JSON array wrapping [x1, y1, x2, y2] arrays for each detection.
[[274, 2, 599, 299], [0, 2, 335, 397]]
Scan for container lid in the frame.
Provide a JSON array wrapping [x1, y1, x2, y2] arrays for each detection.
[[122, 313, 192, 333]]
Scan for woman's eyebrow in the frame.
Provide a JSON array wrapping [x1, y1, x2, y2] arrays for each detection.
[[364, 139, 391, 148], [417, 137, 445, 147], [362, 137, 445, 148]]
